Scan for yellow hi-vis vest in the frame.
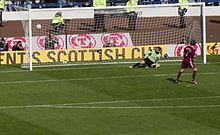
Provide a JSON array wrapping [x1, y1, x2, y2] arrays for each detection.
[[0, 0, 4, 10], [179, 0, 189, 9], [93, 0, 106, 7], [52, 16, 64, 24], [126, 0, 137, 12]]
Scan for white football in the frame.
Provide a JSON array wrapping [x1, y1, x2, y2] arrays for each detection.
[[36, 24, 41, 30]]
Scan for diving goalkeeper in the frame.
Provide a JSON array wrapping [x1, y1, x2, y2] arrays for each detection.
[[129, 47, 161, 69]]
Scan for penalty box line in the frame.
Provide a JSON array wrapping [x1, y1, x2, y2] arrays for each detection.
[[0, 72, 218, 84], [41, 104, 220, 109], [0, 95, 220, 110], [1, 105, 220, 110]]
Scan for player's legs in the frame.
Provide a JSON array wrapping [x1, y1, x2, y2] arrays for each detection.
[[130, 60, 145, 68], [99, 14, 106, 31], [176, 68, 185, 83], [128, 11, 137, 30], [192, 67, 198, 84], [0, 11, 2, 26], [175, 62, 186, 84], [144, 58, 154, 68], [178, 8, 187, 28], [151, 63, 160, 68]]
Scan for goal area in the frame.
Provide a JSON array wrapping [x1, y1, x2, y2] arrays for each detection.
[[17, 2, 206, 70]]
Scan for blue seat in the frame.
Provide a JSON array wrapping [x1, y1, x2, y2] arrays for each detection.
[[141, 0, 162, 5]]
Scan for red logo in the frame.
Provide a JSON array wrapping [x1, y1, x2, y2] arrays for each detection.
[[69, 34, 96, 48], [37, 35, 64, 50], [174, 43, 201, 57], [101, 33, 128, 47], [6, 37, 27, 51]]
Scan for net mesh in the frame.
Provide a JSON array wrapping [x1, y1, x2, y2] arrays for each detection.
[[13, 6, 31, 69], [16, 3, 205, 69]]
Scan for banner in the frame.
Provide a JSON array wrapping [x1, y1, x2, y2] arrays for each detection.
[[4, 33, 133, 51], [1, 42, 219, 65], [0, 45, 165, 64], [206, 42, 220, 55]]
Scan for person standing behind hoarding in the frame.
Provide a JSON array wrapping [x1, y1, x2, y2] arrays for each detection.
[[0, 0, 4, 27], [92, 0, 106, 32]]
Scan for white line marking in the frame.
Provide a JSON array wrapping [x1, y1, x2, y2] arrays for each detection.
[[1, 104, 220, 110], [0, 96, 219, 110], [0, 72, 218, 84], [53, 95, 220, 106], [43, 104, 220, 109]]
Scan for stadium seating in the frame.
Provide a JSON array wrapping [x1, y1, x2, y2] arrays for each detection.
[[5, 0, 220, 10]]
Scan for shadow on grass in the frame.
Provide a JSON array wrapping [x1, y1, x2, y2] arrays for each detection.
[[166, 78, 192, 84]]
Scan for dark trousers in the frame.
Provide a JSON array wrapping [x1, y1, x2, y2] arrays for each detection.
[[128, 11, 137, 30], [178, 8, 187, 28], [0, 11, 2, 25], [52, 23, 64, 32], [94, 11, 105, 31]]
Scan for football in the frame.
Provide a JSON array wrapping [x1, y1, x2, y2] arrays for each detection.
[[36, 24, 42, 30], [63, 60, 67, 64]]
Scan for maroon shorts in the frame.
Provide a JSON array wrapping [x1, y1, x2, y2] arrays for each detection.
[[181, 60, 196, 69]]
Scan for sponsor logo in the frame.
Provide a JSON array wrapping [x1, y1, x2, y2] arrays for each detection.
[[69, 34, 96, 48], [6, 37, 27, 50], [174, 43, 201, 57], [101, 33, 128, 47], [37, 35, 64, 50], [207, 42, 220, 55]]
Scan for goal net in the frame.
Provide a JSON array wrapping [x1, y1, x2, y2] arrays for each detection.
[[18, 2, 206, 70]]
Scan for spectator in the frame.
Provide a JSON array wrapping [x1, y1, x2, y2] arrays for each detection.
[[126, 0, 138, 30], [5, 0, 13, 11], [52, 11, 64, 33], [0, 38, 8, 51], [0, 0, 4, 26], [178, 0, 189, 28], [92, 0, 106, 32], [12, 41, 24, 51], [103, 39, 116, 47], [45, 33, 57, 50]]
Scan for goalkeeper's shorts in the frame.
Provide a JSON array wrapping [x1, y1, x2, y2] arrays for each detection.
[[143, 58, 154, 68]]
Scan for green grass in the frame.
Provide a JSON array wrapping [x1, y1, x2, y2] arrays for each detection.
[[0, 55, 220, 135]]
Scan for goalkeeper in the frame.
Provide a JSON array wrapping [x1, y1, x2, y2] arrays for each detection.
[[129, 47, 161, 69]]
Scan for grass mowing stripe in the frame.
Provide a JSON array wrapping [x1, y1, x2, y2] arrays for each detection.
[[1, 105, 220, 110], [0, 95, 219, 110], [0, 61, 220, 74], [0, 72, 218, 84]]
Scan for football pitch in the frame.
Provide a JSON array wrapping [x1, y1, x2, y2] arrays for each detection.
[[0, 55, 219, 135]]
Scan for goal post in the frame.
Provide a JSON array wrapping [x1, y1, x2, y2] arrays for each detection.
[[17, 2, 206, 70]]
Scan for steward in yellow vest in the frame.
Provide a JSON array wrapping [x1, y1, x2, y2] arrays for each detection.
[[52, 11, 64, 32], [126, 0, 138, 30], [92, 0, 106, 32], [178, 0, 189, 28], [0, 0, 4, 26]]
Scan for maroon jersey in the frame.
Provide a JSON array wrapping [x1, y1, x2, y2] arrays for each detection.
[[181, 45, 196, 69]]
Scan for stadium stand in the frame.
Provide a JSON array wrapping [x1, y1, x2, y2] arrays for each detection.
[[3, 0, 220, 11]]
